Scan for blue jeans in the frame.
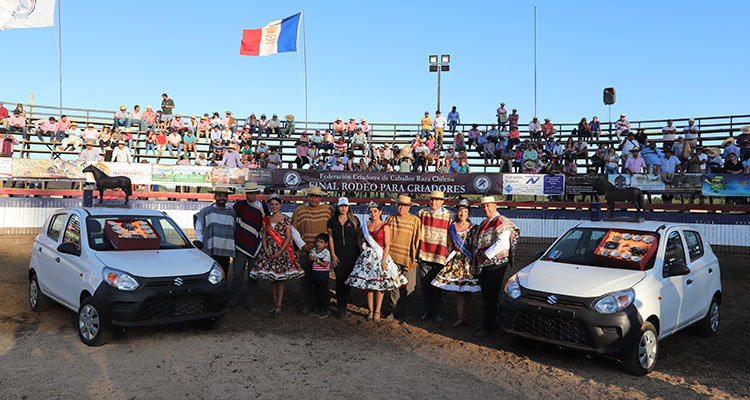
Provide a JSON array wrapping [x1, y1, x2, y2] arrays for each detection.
[[145, 142, 155, 154], [167, 142, 183, 156], [54, 130, 66, 142], [114, 118, 129, 128], [448, 120, 457, 133]]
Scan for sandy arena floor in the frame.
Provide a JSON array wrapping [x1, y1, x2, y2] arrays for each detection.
[[0, 235, 748, 399]]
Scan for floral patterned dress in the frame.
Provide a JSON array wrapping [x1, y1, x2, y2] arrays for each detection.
[[346, 222, 408, 292], [431, 223, 481, 292], [250, 215, 305, 281]]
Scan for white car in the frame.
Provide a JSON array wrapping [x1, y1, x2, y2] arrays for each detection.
[[500, 220, 722, 375], [28, 207, 228, 346]]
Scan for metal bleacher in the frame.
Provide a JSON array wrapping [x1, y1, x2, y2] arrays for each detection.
[[5, 102, 750, 173]]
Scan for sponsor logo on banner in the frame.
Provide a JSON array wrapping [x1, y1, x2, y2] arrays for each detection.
[[502, 174, 564, 195], [12, 159, 85, 180], [0, 158, 12, 177], [472, 175, 492, 193], [702, 174, 750, 197]]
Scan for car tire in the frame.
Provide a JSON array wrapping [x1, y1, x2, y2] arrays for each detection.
[[77, 297, 112, 346], [29, 273, 49, 312], [696, 296, 720, 337], [196, 316, 222, 331], [623, 321, 658, 376]]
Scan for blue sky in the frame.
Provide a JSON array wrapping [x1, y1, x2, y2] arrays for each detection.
[[1, 0, 748, 126]]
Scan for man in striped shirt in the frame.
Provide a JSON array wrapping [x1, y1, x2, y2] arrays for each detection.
[[230, 182, 269, 311], [194, 187, 237, 274], [418, 190, 455, 322], [384, 195, 422, 320]]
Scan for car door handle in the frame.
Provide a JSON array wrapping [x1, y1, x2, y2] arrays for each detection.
[[708, 268, 713, 274], [686, 279, 693, 285], [38, 247, 43, 252]]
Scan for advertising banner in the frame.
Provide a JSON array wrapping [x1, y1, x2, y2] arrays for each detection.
[[502, 174, 565, 196], [271, 170, 503, 195], [564, 174, 605, 195], [702, 174, 750, 197], [608, 173, 702, 193], [84, 162, 153, 185], [0, 158, 12, 178], [152, 165, 212, 186], [11, 159, 85, 180]]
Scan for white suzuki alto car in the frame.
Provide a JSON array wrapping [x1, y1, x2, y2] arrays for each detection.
[[500, 220, 721, 375], [28, 207, 228, 346]]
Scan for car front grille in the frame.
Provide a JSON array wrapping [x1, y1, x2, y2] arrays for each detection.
[[514, 311, 592, 346], [520, 294, 589, 310], [137, 294, 223, 321]]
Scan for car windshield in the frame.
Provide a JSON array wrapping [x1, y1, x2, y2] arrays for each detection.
[[86, 215, 192, 251], [541, 228, 659, 271]]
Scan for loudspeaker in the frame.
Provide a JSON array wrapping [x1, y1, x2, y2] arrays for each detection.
[[604, 88, 616, 105]]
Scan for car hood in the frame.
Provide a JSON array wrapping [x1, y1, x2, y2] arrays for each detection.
[[95, 249, 214, 278], [517, 260, 646, 298]]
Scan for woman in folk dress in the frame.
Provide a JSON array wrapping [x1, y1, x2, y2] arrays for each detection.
[[250, 195, 304, 316], [346, 202, 408, 321], [432, 199, 481, 327]]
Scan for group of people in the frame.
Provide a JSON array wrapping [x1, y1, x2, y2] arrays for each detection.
[[193, 185, 519, 337]]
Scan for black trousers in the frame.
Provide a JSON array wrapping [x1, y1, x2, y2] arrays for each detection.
[[334, 249, 358, 312], [478, 264, 507, 331], [311, 273, 330, 313], [419, 261, 443, 316]]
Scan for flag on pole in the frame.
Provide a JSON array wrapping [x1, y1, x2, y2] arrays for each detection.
[[240, 12, 301, 56], [0, 0, 56, 30]]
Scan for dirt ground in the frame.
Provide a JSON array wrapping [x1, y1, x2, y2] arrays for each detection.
[[0, 235, 748, 400]]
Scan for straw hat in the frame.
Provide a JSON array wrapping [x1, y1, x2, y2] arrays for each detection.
[[241, 181, 263, 193], [721, 137, 735, 147], [429, 190, 446, 200], [361, 118, 367, 122], [285, 114, 295, 122], [395, 195, 412, 206], [306, 185, 325, 196], [524, 160, 537, 170], [336, 117, 342, 121], [480, 196, 498, 205], [705, 147, 721, 158], [209, 186, 233, 194], [741, 126, 750, 134]]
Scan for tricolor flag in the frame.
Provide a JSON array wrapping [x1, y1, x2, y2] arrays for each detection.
[[240, 12, 301, 56], [0, 0, 56, 30]]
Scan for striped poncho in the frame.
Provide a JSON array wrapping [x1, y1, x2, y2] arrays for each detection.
[[418, 207, 455, 265]]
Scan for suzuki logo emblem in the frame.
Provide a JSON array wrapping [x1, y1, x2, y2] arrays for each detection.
[[546, 295, 558, 305], [174, 277, 184, 286]]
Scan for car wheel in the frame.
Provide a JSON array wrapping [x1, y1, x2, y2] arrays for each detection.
[[623, 321, 658, 376], [696, 296, 720, 337], [29, 274, 49, 312], [77, 297, 112, 346], [196, 316, 222, 331]]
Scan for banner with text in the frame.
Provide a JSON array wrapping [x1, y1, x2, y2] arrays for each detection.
[[85, 162, 153, 185], [702, 174, 750, 197], [271, 170, 503, 195], [12, 159, 85, 180], [0, 158, 11, 178], [502, 174, 565, 196]]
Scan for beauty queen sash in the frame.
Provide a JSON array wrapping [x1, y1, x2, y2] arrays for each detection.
[[362, 221, 400, 276], [450, 223, 473, 260], [264, 216, 297, 266]]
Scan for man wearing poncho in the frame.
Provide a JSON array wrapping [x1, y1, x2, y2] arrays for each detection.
[[473, 195, 519, 337], [417, 190, 455, 322]]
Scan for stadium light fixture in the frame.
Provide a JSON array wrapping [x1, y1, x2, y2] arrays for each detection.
[[429, 55, 438, 65], [428, 54, 451, 113]]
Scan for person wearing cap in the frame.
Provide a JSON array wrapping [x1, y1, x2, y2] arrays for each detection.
[[346, 202, 408, 321], [8, 109, 26, 138], [447, 106, 460, 134], [508, 108, 519, 131], [641, 142, 663, 175], [541, 118, 555, 140], [160, 93, 175, 123], [619, 131, 639, 170], [614, 113, 630, 141], [77, 141, 101, 163], [382, 195, 422, 320], [291, 185, 333, 315], [111, 140, 132, 163], [358, 118, 370, 140], [332, 117, 345, 136], [228, 182, 271, 311], [194, 187, 236, 275], [0, 102, 8, 129], [431, 111, 447, 149], [473, 196, 519, 337], [527, 117, 541, 141], [113, 106, 129, 129], [81, 123, 99, 142], [430, 199, 480, 327], [326, 197, 363, 318], [495, 102, 507, 130], [221, 144, 243, 168], [683, 118, 700, 150], [420, 111, 432, 138], [267, 147, 282, 169], [57, 122, 82, 152], [624, 147, 646, 175], [416, 190, 455, 322]]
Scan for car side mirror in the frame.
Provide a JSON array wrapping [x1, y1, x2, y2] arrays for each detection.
[[192, 240, 204, 250], [57, 242, 80, 256], [535, 250, 545, 259], [665, 262, 690, 277]]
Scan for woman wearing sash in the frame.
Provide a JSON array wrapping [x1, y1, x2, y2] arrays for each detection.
[[431, 199, 481, 327], [251, 195, 304, 316], [346, 202, 408, 321]]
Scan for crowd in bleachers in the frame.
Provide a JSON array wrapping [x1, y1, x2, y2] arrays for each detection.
[[1, 97, 750, 177]]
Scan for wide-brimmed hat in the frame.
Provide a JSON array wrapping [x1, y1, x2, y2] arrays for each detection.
[[524, 160, 537, 170], [429, 190, 446, 200], [395, 195, 412, 206], [361, 118, 367, 122], [241, 181, 264, 193], [457, 199, 471, 209], [306, 185, 325, 196], [285, 114, 295, 122], [336, 117, 342, 121], [480, 196, 498, 205], [741, 126, 750, 134], [209, 186, 233, 194], [705, 147, 721, 157], [721, 137, 735, 147], [337, 196, 350, 206]]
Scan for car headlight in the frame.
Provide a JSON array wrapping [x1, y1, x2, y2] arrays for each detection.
[[593, 289, 634, 313], [102, 267, 140, 291], [208, 263, 225, 284], [504, 273, 521, 299]]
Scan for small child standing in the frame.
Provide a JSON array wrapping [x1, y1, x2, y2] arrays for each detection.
[[309, 233, 331, 318]]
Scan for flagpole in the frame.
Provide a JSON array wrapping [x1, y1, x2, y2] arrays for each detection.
[[302, 10, 308, 132], [533, 6, 537, 119], [57, 0, 62, 116]]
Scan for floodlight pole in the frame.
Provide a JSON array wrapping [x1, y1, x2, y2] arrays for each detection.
[[437, 66, 441, 113]]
